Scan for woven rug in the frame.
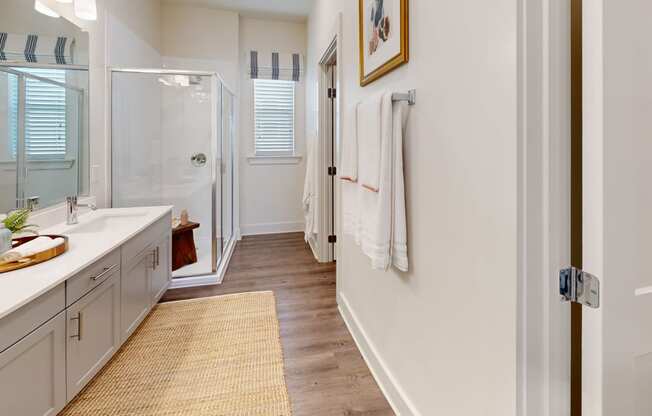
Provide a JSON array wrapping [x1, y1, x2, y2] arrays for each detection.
[[60, 291, 292, 416]]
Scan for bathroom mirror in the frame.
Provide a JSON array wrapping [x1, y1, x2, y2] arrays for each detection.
[[0, 0, 90, 213]]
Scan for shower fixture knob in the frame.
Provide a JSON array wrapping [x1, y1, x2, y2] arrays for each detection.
[[191, 153, 207, 167]]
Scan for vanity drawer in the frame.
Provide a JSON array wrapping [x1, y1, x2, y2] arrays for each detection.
[[66, 249, 121, 307], [121, 215, 170, 267], [0, 283, 65, 353]]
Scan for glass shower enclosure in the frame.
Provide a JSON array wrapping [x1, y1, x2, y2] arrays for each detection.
[[110, 69, 235, 281]]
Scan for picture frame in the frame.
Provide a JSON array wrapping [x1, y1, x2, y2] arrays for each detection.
[[358, 0, 409, 86]]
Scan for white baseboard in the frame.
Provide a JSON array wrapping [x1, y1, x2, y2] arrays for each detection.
[[169, 274, 220, 289], [338, 293, 421, 416], [241, 221, 304, 236]]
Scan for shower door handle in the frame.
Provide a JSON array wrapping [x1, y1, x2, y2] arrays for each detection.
[[191, 153, 207, 167]]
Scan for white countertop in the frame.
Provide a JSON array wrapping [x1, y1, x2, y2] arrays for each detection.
[[0, 206, 173, 320]]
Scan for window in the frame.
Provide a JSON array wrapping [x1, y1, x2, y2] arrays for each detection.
[[254, 79, 295, 156], [8, 68, 68, 160]]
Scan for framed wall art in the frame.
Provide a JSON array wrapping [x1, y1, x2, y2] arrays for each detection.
[[358, 0, 409, 86]]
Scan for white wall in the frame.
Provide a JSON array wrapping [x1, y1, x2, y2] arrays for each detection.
[[161, 4, 239, 89], [307, 1, 519, 414], [239, 17, 307, 236]]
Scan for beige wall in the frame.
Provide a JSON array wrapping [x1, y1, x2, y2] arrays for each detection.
[[307, 1, 519, 414], [238, 17, 307, 235]]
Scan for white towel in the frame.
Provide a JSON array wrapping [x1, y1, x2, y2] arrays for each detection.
[[339, 104, 359, 183], [303, 136, 319, 241], [0, 237, 65, 265], [357, 93, 384, 192], [391, 101, 409, 271], [357, 93, 409, 271]]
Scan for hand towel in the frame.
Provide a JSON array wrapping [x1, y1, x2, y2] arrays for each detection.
[[339, 104, 359, 183], [357, 93, 384, 192], [0, 237, 65, 265]]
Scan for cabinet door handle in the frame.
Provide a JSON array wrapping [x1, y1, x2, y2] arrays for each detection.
[[155, 246, 160, 267], [91, 264, 118, 281], [70, 312, 82, 340], [150, 249, 157, 270]]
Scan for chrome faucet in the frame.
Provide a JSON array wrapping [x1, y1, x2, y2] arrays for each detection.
[[66, 196, 97, 225]]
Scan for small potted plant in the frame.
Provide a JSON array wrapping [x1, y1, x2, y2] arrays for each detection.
[[2, 209, 39, 237]]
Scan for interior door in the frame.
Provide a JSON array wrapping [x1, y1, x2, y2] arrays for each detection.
[[581, 0, 652, 415]]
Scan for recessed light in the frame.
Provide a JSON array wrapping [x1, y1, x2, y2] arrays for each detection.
[[74, 0, 97, 21]]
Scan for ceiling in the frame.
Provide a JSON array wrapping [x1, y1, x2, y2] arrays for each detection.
[[163, 0, 314, 22]]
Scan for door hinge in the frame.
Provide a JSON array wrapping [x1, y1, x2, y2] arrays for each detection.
[[328, 166, 337, 176], [328, 88, 336, 99], [559, 266, 600, 309], [328, 235, 337, 243]]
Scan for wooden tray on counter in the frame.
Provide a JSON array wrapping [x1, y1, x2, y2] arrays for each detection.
[[0, 235, 69, 274]]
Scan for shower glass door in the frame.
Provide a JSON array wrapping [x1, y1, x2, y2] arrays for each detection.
[[111, 70, 219, 278]]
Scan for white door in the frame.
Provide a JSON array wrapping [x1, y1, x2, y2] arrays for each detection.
[[581, 1, 652, 415]]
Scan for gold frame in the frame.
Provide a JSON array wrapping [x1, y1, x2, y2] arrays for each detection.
[[359, 0, 409, 86]]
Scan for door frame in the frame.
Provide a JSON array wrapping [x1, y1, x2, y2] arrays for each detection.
[[518, 0, 573, 414], [313, 14, 343, 263]]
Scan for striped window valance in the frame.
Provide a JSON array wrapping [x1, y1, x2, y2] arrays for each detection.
[[0, 33, 75, 65], [248, 51, 303, 82]]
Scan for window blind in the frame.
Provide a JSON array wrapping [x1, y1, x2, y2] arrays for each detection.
[[254, 79, 295, 156], [8, 68, 67, 159]]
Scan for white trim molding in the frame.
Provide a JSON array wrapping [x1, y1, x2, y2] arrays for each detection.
[[240, 221, 304, 236], [246, 155, 303, 165], [338, 293, 421, 416]]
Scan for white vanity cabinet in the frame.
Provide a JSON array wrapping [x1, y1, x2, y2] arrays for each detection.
[[0, 209, 172, 416], [121, 246, 155, 341], [121, 215, 170, 341], [0, 311, 67, 416], [151, 233, 172, 304], [66, 271, 121, 400]]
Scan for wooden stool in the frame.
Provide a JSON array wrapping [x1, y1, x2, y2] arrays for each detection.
[[172, 222, 200, 271]]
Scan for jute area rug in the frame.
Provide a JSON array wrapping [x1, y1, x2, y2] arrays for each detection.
[[60, 291, 292, 415]]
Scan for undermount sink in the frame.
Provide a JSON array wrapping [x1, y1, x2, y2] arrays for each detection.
[[66, 212, 148, 235]]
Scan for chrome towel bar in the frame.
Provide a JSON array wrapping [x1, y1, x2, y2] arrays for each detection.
[[392, 89, 416, 105]]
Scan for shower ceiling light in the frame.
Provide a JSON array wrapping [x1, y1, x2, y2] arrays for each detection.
[[74, 0, 97, 21], [34, 0, 61, 18]]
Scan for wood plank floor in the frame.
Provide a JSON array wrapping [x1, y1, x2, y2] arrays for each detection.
[[161, 232, 395, 416]]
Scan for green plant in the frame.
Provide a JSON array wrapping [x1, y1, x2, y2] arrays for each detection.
[[3, 209, 38, 235]]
